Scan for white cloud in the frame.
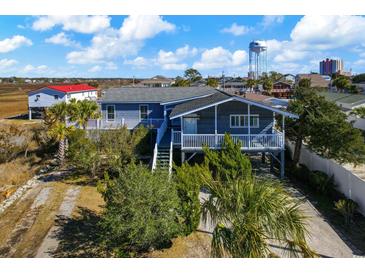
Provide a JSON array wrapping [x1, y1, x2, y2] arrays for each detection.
[[67, 15, 176, 64], [0, 59, 17, 69], [45, 32, 80, 47], [105, 62, 118, 70], [32, 16, 111, 34], [22, 64, 48, 73], [88, 65, 102, 73], [354, 59, 365, 66], [157, 45, 197, 70], [0, 35, 32, 53], [261, 16, 284, 28], [221, 23, 250, 36], [119, 15, 175, 41], [124, 57, 150, 69], [290, 15, 365, 50], [193, 47, 247, 70]]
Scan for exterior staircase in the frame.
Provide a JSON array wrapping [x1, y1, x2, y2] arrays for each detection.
[[156, 147, 170, 170]]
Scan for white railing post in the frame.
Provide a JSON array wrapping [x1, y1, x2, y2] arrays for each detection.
[[248, 104, 251, 149]]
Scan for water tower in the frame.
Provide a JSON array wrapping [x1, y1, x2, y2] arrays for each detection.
[[249, 40, 267, 80]]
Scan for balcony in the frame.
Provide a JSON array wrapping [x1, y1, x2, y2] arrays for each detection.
[[84, 118, 165, 130], [172, 130, 284, 151]]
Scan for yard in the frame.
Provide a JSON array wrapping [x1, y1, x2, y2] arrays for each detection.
[[0, 84, 46, 119]]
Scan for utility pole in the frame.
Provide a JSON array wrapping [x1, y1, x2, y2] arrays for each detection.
[[222, 71, 225, 91]]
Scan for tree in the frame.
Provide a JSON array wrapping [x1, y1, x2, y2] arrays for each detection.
[[351, 107, 365, 119], [262, 78, 273, 93], [99, 164, 180, 255], [268, 71, 283, 82], [47, 121, 74, 165], [207, 78, 219, 88], [286, 88, 365, 166], [172, 76, 190, 87], [69, 99, 101, 129], [332, 76, 351, 92], [184, 68, 202, 82], [352, 73, 365, 84], [298, 78, 311, 88], [199, 135, 314, 258], [174, 163, 203, 235], [245, 79, 256, 91]]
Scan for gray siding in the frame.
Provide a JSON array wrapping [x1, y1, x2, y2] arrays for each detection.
[[101, 103, 164, 129], [186, 100, 274, 134], [28, 88, 65, 108]]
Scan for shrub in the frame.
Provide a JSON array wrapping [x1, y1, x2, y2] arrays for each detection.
[[174, 163, 203, 235], [309, 170, 334, 194], [99, 164, 180, 255], [67, 129, 101, 176], [334, 198, 358, 226], [291, 164, 311, 183]]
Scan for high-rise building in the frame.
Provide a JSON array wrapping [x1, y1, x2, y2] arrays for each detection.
[[319, 58, 344, 76]]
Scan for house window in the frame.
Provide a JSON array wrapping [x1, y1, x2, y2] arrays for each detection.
[[67, 94, 71, 99], [250, 115, 259, 128], [139, 105, 148, 120], [54, 95, 59, 100], [106, 105, 115, 121], [35, 94, 40, 102], [230, 114, 259, 128]]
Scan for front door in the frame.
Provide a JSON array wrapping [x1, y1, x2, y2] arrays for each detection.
[[183, 118, 198, 134]]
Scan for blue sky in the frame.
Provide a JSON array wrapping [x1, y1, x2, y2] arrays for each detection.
[[0, 15, 365, 78]]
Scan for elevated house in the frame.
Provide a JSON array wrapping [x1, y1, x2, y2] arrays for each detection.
[[263, 81, 293, 98], [88, 86, 298, 178], [28, 84, 97, 119]]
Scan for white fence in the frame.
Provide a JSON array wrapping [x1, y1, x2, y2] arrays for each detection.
[[174, 133, 284, 150], [287, 141, 365, 215]]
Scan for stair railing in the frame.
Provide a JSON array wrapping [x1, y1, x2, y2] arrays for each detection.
[[168, 129, 174, 175]]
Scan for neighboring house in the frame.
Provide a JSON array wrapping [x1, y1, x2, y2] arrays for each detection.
[[221, 81, 246, 93], [319, 92, 365, 131], [140, 75, 174, 87], [88, 86, 298, 177], [263, 81, 293, 98], [28, 84, 97, 119], [295, 74, 330, 89]]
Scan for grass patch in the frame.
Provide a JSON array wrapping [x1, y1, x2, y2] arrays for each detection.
[[148, 232, 212, 258]]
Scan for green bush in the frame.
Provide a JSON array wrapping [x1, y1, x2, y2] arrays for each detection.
[[334, 198, 358, 225], [309, 170, 334, 194], [291, 164, 311, 182], [174, 163, 203, 235], [67, 129, 101, 176], [99, 164, 180, 255]]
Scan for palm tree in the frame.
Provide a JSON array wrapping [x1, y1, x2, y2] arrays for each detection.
[[245, 79, 256, 92], [69, 99, 101, 129], [48, 122, 74, 165], [44, 101, 69, 126], [200, 135, 315, 258]]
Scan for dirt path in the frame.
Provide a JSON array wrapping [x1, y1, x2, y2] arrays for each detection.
[[36, 186, 81, 258]]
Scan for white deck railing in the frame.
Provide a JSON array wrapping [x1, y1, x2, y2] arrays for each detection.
[[86, 118, 164, 130], [172, 132, 284, 150]]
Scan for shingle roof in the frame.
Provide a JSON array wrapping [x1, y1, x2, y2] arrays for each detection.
[[170, 91, 231, 118], [100, 86, 218, 103], [319, 92, 365, 108], [169, 90, 299, 119]]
